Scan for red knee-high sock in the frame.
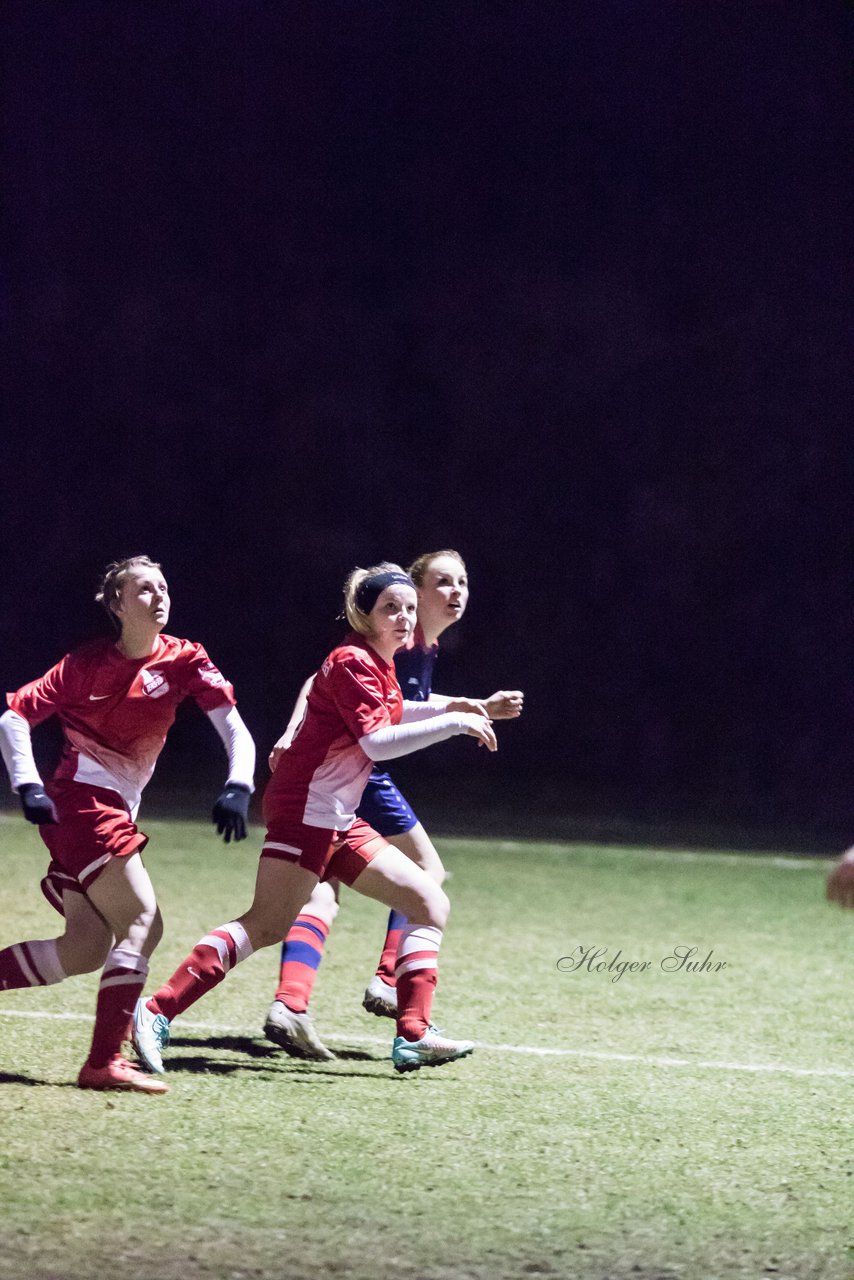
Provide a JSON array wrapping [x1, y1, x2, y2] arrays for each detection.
[[375, 910, 407, 986], [0, 939, 65, 991], [395, 924, 442, 1041], [274, 915, 329, 1011], [85, 947, 148, 1069], [148, 921, 253, 1021]]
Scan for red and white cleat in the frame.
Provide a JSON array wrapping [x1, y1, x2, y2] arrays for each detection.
[[77, 1054, 170, 1095]]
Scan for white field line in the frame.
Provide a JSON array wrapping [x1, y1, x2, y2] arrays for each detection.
[[1, 1007, 852, 1080]]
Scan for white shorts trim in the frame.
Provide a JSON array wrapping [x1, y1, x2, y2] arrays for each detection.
[[262, 840, 302, 858], [78, 851, 112, 884]]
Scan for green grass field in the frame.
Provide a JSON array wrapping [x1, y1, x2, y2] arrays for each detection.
[[1, 814, 852, 1280]]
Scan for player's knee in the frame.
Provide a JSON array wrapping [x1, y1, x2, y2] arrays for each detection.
[[306, 879, 339, 928], [147, 908, 164, 952], [241, 910, 291, 951], [61, 935, 112, 975], [423, 884, 450, 931]]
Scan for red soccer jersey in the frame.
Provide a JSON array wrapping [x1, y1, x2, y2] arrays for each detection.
[[8, 634, 236, 814], [264, 633, 403, 831]]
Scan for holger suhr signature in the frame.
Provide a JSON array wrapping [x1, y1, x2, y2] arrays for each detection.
[[557, 945, 727, 982]]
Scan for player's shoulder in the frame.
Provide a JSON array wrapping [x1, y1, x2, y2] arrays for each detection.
[[62, 636, 115, 671], [322, 635, 385, 678], [156, 634, 209, 662]]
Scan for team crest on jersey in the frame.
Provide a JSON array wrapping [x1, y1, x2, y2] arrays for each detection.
[[141, 669, 170, 698], [198, 660, 225, 688]]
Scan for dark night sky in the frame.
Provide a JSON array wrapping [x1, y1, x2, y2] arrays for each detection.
[[2, 2, 851, 841]]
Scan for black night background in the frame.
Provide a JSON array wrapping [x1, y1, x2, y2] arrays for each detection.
[[2, 2, 851, 848]]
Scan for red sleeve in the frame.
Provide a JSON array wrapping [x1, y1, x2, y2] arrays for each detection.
[[7, 653, 78, 726], [326, 652, 392, 741], [181, 643, 237, 713]]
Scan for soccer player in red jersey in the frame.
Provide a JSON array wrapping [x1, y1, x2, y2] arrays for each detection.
[[133, 563, 497, 1074], [263, 549, 523, 1060], [0, 556, 256, 1094]]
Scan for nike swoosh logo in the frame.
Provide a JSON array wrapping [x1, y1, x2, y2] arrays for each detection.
[[88, 694, 112, 701], [188, 966, 202, 980]]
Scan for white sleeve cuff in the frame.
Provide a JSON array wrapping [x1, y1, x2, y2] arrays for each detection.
[[206, 705, 256, 792], [0, 709, 43, 792]]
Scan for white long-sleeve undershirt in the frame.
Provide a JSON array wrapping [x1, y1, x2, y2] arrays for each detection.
[[0, 705, 256, 795], [0, 709, 42, 791], [399, 699, 451, 724], [206, 705, 256, 791], [359, 711, 482, 762]]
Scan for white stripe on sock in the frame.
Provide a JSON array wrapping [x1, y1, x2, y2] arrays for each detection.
[[397, 924, 442, 957], [222, 920, 253, 964], [26, 939, 66, 986], [105, 947, 149, 976], [12, 944, 40, 987], [395, 955, 439, 977], [99, 972, 146, 991], [199, 932, 233, 970]]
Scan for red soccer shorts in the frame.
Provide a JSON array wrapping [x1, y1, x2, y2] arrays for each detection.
[[39, 780, 148, 914], [260, 815, 388, 886]]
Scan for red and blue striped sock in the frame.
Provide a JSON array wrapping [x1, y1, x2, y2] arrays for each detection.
[[275, 914, 330, 1012], [375, 910, 407, 986]]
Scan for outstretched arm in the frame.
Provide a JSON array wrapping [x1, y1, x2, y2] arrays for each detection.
[[0, 709, 58, 824], [206, 705, 256, 843], [360, 710, 497, 762], [428, 689, 524, 719]]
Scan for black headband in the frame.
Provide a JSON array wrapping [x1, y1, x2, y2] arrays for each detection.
[[355, 571, 416, 615]]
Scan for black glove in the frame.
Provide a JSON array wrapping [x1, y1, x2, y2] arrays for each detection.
[[18, 783, 58, 826], [212, 783, 251, 843]]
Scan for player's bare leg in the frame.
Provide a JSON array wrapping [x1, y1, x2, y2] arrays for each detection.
[[0, 890, 112, 993], [78, 854, 168, 1094], [135, 859, 321, 1072]]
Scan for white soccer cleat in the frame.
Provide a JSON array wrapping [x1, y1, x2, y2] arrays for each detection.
[[132, 998, 170, 1074], [391, 1031, 475, 1073], [362, 975, 398, 1019], [263, 1001, 336, 1061]]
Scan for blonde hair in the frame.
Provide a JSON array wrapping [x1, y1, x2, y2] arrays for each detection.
[[96, 555, 163, 629], [343, 562, 410, 635], [407, 548, 466, 588]]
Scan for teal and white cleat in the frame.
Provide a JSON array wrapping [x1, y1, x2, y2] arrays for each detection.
[[391, 1031, 475, 1073], [362, 975, 398, 1019], [132, 998, 171, 1074]]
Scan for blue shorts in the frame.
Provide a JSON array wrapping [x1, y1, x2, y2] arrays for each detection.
[[356, 769, 418, 838]]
